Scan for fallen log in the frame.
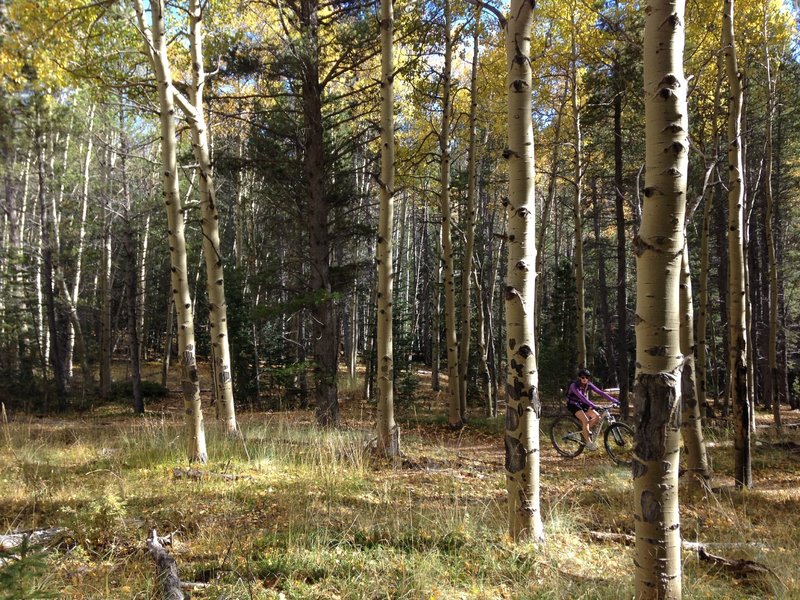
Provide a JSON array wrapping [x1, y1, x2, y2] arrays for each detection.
[[0, 526, 70, 551], [146, 529, 184, 600]]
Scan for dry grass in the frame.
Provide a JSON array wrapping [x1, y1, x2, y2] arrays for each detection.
[[1, 369, 799, 599]]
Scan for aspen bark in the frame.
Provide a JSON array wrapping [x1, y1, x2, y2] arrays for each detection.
[[457, 10, 481, 414], [99, 138, 114, 400], [679, 245, 711, 489], [633, 0, 687, 595], [135, 0, 207, 462], [440, 0, 461, 427], [504, 0, 543, 542], [722, 0, 751, 488], [35, 107, 68, 403], [376, 0, 399, 456], [570, 11, 587, 369], [178, 0, 237, 433], [763, 7, 780, 430]]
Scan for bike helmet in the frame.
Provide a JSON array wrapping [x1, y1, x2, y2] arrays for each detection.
[[577, 368, 591, 378]]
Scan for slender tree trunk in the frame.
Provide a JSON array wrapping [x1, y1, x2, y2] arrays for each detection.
[[376, 0, 399, 456], [593, 180, 615, 383], [722, 0, 751, 488], [503, 0, 543, 542], [633, 0, 687, 595], [120, 114, 144, 415], [135, 0, 207, 462], [170, 0, 238, 433], [613, 55, 629, 419], [679, 245, 712, 489], [439, 0, 461, 427], [763, 10, 780, 430], [457, 11, 481, 416], [431, 219, 442, 392], [570, 20, 587, 370], [99, 139, 114, 401], [35, 107, 68, 404], [474, 270, 494, 416], [535, 93, 565, 346], [138, 212, 151, 361]]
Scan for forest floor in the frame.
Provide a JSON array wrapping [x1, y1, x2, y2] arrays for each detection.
[[1, 361, 799, 599]]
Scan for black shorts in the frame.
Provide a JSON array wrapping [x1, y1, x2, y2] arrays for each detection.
[[567, 403, 593, 417]]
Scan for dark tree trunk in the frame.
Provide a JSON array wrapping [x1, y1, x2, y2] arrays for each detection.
[[592, 179, 615, 386], [301, 0, 339, 426]]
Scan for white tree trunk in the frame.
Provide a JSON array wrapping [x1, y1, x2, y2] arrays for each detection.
[[375, 0, 399, 456], [136, 0, 207, 463], [503, 0, 543, 542], [633, 0, 687, 595], [722, 0, 750, 488], [179, 0, 237, 433], [457, 11, 481, 414], [440, 0, 461, 427]]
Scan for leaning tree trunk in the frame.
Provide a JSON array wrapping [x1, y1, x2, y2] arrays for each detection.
[[633, 0, 687, 595], [135, 0, 207, 463], [722, 0, 751, 488], [440, 0, 461, 427], [375, 0, 399, 456], [502, 0, 543, 542]]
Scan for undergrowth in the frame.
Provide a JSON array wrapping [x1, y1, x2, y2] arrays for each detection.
[[0, 405, 798, 599]]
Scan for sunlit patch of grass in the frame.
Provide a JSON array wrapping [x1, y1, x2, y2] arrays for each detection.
[[2, 405, 799, 599]]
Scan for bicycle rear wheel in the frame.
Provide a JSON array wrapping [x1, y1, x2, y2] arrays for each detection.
[[550, 415, 585, 458], [604, 422, 634, 466]]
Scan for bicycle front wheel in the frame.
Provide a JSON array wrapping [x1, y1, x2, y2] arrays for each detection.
[[604, 422, 634, 467], [550, 415, 585, 458]]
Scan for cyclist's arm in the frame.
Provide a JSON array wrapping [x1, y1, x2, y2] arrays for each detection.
[[587, 382, 618, 406]]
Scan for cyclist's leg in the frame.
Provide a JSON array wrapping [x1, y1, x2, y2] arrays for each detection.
[[584, 408, 601, 431], [575, 410, 592, 444]]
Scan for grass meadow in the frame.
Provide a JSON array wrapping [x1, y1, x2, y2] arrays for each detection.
[[1, 371, 799, 599]]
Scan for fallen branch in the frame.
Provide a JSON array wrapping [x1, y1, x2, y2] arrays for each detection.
[[696, 547, 775, 578], [589, 532, 774, 578], [172, 468, 248, 481], [146, 529, 184, 600], [0, 527, 70, 551]]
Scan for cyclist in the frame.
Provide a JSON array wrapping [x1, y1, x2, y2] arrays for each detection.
[[566, 369, 618, 451]]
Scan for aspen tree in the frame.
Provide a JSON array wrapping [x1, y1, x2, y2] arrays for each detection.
[[376, 0, 399, 456], [457, 9, 482, 415], [763, 2, 780, 429], [440, 0, 461, 428], [679, 244, 712, 489], [722, 0, 750, 488], [569, 5, 587, 369], [135, 0, 207, 462], [503, 0, 543, 541], [632, 0, 687, 594], [172, 0, 238, 434]]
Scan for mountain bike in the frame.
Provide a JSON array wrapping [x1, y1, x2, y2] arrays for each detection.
[[549, 405, 634, 466]]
